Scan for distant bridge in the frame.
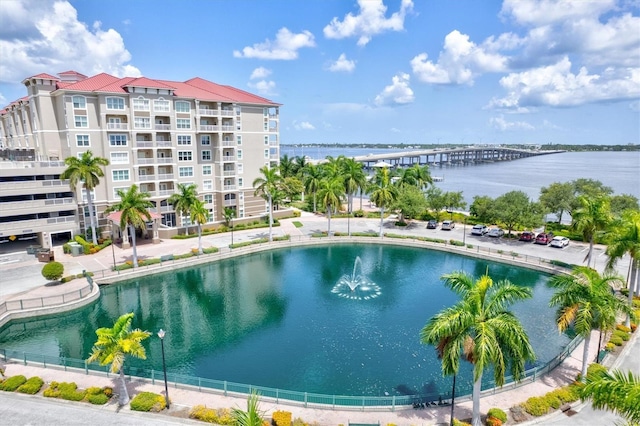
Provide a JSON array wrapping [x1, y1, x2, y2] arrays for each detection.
[[313, 147, 565, 168]]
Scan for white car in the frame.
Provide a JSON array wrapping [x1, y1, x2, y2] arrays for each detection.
[[487, 228, 505, 238], [441, 220, 455, 230], [471, 224, 488, 236], [550, 236, 570, 248]]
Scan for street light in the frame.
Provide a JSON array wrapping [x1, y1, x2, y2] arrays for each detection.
[[157, 329, 170, 409], [110, 220, 116, 271], [449, 374, 457, 426]]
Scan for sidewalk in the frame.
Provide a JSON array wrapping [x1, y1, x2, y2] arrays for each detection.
[[0, 215, 635, 425]]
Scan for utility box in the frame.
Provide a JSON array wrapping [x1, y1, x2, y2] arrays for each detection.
[[37, 250, 54, 263], [69, 242, 83, 257]]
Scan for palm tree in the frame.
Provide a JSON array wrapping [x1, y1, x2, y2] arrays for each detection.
[[61, 150, 109, 245], [341, 157, 366, 214], [420, 271, 535, 426], [279, 154, 295, 178], [87, 312, 151, 406], [572, 196, 612, 267], [368, 167, 398, 237], [253, 166, 281, 242], [548, 266, 630, 380], [223, 207, 236, 245], [605, 210, 640, 327], [317, 177, 345, 236], [581, 368, 640, 424], [105, 185, 153, 269], [302, 163, 323, 212], [410, 163, 433, 190], [168, 183, 199, 234], [231, 391, 264, 426], [190, 199, 209, 255]]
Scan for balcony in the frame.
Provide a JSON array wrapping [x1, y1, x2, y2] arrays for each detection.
[[107, 123, 129, 130], [221, 125, 234, 131], [134, 141, 154, 148], [222, 141, 235, 147], [222, 155, 235, 162], [138, 174, 156, 181], [198, 109, 217, 116], [154, 124, 171, 131], [223, 170, 236, 177], [199, 124, 219, 132], [158, 189, 174, 197], [156, 157, 174, 164], [223, 185, 236, 191], [0, 197, 74, 211], [157, 173, 175, 180], [134, 122, 152, 130], [223, 199, 236, 206], [136, 157, 156, 165], [160, 205, 173, 212], [270, 154, 279, 160], [156, 140, 173, 148], [269, 140, 279, 146], [220, 110, 234, 116]]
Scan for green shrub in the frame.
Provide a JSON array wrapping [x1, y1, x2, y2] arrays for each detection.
[[17, 376, 44, 394], [292, 221, 303, 228], [544, 393, 562, 409], [449, 240, 465, 246], [616, 324, 631, 333], [548, 386, 579, 404], [41, 261, 64, 281], [613, 329, 630, 341], [86, 392, 110, 405], [452, 419, 472, 426], [487, 408, 507, 423], [486, 416, 502, 426], [189, 405, 234, 424], [0, 375, 27, 391], [44, 381, 85, 401], [203, 247, 219, 254], [272, 410, 292, 426], [130, 391, 166, 412], [609, 335, 624, 346], [522, 396, 550, 416]]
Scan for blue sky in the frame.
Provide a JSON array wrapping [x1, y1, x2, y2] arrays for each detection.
[[1, 0, 639, 146]]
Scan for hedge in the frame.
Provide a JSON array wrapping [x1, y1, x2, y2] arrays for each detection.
[[17, 376, 44, 394], [130, 391, 166, 412], [0, 375, 27, 391]]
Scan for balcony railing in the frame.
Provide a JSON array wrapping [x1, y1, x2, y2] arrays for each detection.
[[134, 141, 154, 148], [222, 155, 235, 162], [157, 173, 175, 180], [134, 123, 152, 130], [220, 110, 234, 116], [154, 124, 171, 130], [222, 141, 235, 147], [158, 189, 174, 197], [156, 157, 174, 164], [223, 199, 236, 206], [138, 175, 156, 181], [107, 123, 129, 130], [136, 158, 155, 165], [270, 154, 279, 160], [156, 141, 173, 147], [0, 198, 74, 211], [160, 205, 173, 212], [223, 185, 236, 191], [198, 109, 217, 116], [270, 141, 279, 146], [199, 125, 219, 132], [221, 125, 234, 131], [223, 170, 236, 177], [0, 179, 69, 191]]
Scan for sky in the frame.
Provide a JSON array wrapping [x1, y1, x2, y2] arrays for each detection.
[[1, 0, 639, 146]]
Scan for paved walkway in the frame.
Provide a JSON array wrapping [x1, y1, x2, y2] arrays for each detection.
[[0, 213, 636, 425]]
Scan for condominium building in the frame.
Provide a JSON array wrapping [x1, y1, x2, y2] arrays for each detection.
[[0, 71, 280, 248]]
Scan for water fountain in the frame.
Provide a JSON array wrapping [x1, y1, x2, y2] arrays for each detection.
[[331, 256, 382, 300]]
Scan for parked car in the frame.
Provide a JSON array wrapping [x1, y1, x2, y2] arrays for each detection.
[[487, 228, 505, 238], [519, 231, 536, 242], [441, 220, 455, 230], [471, 224, 489, 236], [535, 232, 555, 245], [427, 220, 438, 229], [550, 236, 570, 248]]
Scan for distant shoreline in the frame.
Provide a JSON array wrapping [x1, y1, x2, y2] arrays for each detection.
[[280, 143, 639, 152]]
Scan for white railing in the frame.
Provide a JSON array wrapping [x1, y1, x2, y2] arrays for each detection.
[[223, 170, 236, 177], [136, 158, 155, 165], [222, 155, 235, 162], [221, 125, 234, 131], [156, 157, 174, 164], [198, 109, 217, 116], [223, 199, 236, 206], [0, 179, 68, 190], [135, 141, 154, 148], [154, 124, 171, 130], [156, 141, 173, 147], [220, 110, 234, 116], [222, 141, 235, 147], [134, 123, 152, 130], [199, 125, 219, 132], [138, 175, 156, 181], [223, 185, 236, 191], [107, 123, 129, 130], [44, 198, 74, 206], [160, 205, 173, 212], [158, 190, 174, 196], [157, 173, 175, 180]]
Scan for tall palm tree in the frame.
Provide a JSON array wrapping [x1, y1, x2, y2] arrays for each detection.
[[368, 167, 398, 238], [190, 199, 209, 255], [317, 177, 345, 236], [279, 154, 295, 178], [581, 368, 640, 424], [87, 312, 151, 406], [61, 150, 109, 245], [572, 196, 612, 267], [341, 157, 366, 214], [253, 166, 281, 242], [420, 271, 535, 426], [605, 210, 640, 327], [293, 155, 308, 178], [302, 163, 323, 213], [410, 163, 433, 190], [105, 185, 153, 269], [168, 183, 199, 234], [548, 266, 630, 380]]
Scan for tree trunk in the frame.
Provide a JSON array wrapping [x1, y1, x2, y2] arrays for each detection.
[[313, 193, 317, 213], [268, 194, 273, 242], [379, 207, 385, 238], [471, 372, 483, 426], [359, 192, 363, 211], [327, 207, 332, 236], [130, 224, 138, 269], [586, 235, 595, 267], [626, 261, 638, 327], [197, 223, 203, 255], [85, 187, 98, 245], [118, 368, 130, 406], [580, 331, 592, 381]]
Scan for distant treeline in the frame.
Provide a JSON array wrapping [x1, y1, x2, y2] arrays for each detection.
[[283, 143, 639, 152]]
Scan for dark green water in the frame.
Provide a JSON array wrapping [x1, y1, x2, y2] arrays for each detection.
[[0, 244, 570, 397]]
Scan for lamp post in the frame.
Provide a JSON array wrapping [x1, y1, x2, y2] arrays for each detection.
[[230, 217, 234, 246], [450, 374, 456, 426], [157, 329, 170, 409], [462, 218, 467, 246], [110, 220, 116, 271]]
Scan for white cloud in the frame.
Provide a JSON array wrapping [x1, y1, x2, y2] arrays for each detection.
[[488, 57, 640, 110], [233, 28, 315, 60], [411, 30, 509, 85], [0, 0, 141, 84], [328, 53, 356, 73], [489, 115, 535, 131], [374, 72, 414, 106], [0, 92, 6, 106], [323, 0, 414, 46], [500, 0, 615, 27], [248, 80, 277, 96], [250, 67, 272, 80], [293, 120, 315, 130]]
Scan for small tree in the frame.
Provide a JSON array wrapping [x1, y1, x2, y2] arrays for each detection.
[[41, 261, 64, 281]]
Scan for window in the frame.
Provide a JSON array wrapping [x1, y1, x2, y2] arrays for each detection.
[[106, 97, 125, 110], [175, 101, 190, 113], [264, 149, 269, 159], [237, 163, 243, 174], [109, 134, 128, 146], [201, 150, 211, 161], [74, 115, 88, 128], [264, 136, 269, 145], [76, 135, 90, 147], [238, 177, 243, 187], [200, 135, 211, 145], [154, 99, 170, 112], [178, 151, 193, 161], [202, 165, 212, 175], [264, 121, 268, 131], [110, 152, 129, 164], [177, 135, 191, 145], [176, 118, 191, 129], [134, 117, 151, 129], [179, 166, 194, 177], [112, 169, 130, 181], [72, 96, 86, 109], [236, 119, 241, 131], [113, 187, 127, 199], [81, 189, 96, 202], [237, 149, 243, 160], [203, 180, 213, 191], [203, 194, 213, 204], [236, 135, 242, 145], [83, 205, 97, 218], [133, 97, 150, 111]]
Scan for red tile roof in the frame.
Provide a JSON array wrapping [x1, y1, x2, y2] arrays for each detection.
[[27, 73, 60, 80], [124, 77, 176, 90], [58, 70, 88, 78], [107, 210, 161, 224], [58, 73, 123, 92]]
